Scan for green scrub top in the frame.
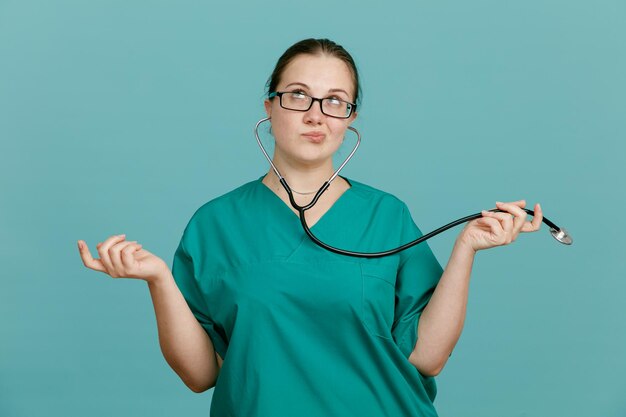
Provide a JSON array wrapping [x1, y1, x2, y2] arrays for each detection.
[[172, 175, 444, 417]]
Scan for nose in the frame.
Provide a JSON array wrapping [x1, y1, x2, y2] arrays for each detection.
[[303, 98, 325, 124]]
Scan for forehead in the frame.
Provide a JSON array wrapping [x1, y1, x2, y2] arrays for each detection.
[[278, 54, 354, 97]]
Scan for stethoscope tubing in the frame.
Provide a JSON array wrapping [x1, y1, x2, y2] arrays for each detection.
[[282, 177, 559, 258], [255, 117, 572, 259]]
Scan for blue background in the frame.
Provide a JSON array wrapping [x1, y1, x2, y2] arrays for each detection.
[[1, 0, 624, 416]]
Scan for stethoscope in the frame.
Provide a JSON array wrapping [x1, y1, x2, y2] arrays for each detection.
[[255, 117, 573, 258]]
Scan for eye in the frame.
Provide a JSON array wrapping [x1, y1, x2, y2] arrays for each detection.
[[289, 90, 308, 99], [326, 96, 343, 106]]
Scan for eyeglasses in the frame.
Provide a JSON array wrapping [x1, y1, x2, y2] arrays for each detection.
[[268, 91, 356, 119]]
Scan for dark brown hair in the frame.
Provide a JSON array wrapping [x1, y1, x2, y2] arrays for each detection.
[[266, 38, 362, 107]]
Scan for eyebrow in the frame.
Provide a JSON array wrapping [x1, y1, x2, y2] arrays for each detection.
[[284, 82, 350, 97]]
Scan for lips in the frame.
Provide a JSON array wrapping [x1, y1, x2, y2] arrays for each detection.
[[302, 132, 326, 142]]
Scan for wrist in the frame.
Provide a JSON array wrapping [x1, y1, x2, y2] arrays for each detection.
[[453, 237, 477, 257], [146, 267, 174, 288]]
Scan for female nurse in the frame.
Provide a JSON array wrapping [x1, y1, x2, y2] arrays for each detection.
[[77, 38, 544, 416]]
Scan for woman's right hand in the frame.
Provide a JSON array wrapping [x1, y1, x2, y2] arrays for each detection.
[[77, 234, 168, 283]]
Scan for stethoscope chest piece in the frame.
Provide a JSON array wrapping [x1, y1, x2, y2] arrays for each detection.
[[550, 228, 573, 245]]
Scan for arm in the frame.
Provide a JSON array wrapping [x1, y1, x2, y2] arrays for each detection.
[[408, 240, 475, 376], [78, 235, 222, 392], [408, 200, 543, 376], [147, 269, 221, 392]]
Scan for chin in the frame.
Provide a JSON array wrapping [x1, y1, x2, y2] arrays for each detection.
[[276, 142, 341, 167], [289, 151, 335, 167]]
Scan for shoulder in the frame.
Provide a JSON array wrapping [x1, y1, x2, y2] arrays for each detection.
[[347, 178, 409, 212], [199, 178, 259, 210], [185, 178, 261, 229]]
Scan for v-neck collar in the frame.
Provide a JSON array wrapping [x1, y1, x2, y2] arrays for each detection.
[[256, 174, 353, 231]]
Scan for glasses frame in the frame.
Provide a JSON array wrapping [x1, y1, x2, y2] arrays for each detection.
[[268, 91, 357, 119]]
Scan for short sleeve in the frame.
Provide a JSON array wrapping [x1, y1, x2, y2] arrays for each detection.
[[171, 233, 229, 359], [392, 203, 444, 360]]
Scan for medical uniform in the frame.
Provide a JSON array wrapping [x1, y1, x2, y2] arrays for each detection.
[[172, 175, 444, 417]]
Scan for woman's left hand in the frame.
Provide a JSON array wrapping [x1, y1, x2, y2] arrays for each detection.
[[457, 200, 543, 252]]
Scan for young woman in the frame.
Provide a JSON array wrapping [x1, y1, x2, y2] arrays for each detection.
[[77, 38, 543, 417]]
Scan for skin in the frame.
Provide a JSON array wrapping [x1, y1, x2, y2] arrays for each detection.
[[77, 52, 544, 381], [410, 200, 543, 376], [260, 53, 358, 226], [263, 54, 357, 171]]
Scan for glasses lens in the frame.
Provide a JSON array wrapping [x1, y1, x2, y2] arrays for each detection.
[[278, 92, 352, 118], [281, 92, 312, 111], [322, 98, 351, 118]]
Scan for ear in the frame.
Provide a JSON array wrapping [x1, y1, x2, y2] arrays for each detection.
[[264, 99, 272, 118], [349, 110, 358, 123]]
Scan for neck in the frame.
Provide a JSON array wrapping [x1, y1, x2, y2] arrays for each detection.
[[266, 155, 337, 193]]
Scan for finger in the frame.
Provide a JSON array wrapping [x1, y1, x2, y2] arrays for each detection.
[[498, 199, 526, 208], [496, 201, 528, 239], [77, 240, 107, 273], [477, 216, 505, 243], [109, 240, 137, 276], [483, 209, 514, 242], [121, 242, 143, 269], [97, 234, 126, 274], [522, 203, 543, 232]]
